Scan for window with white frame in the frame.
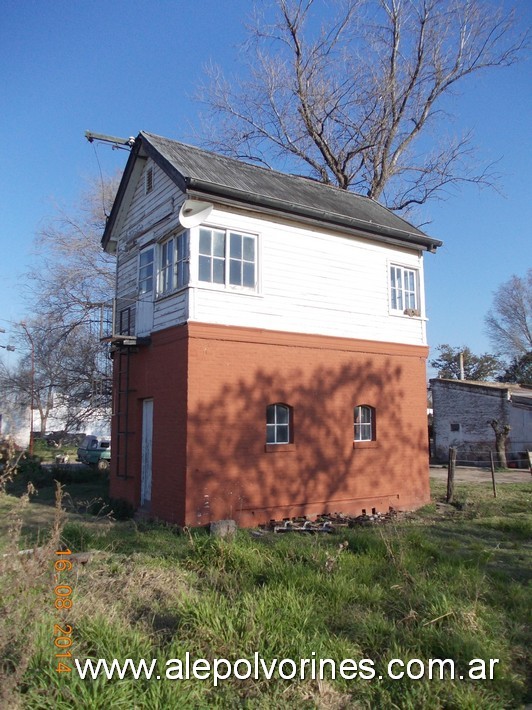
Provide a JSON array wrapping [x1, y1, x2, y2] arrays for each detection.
[[354, 405, 375, 442], [199, 227, 257, 290], [138, 247, 154, 295], [266, 403, 291, 444], [159, 239, 174, 294], [174, 232, 189, 288], [390, 265, 419, 313], [229, 232, 256, 288], [157, 232, 189, 296], [199, 228, 225, 284]]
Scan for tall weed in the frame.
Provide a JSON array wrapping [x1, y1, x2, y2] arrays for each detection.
[[0, 483, 65, 708]]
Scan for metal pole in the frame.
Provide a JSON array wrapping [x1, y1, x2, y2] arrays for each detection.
[[20, 323, 35, 457], [490, 452, 497, 498]]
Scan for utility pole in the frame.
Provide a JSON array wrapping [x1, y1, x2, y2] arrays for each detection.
[[20, 322, 35, 457], [459, 351, 465, 380]]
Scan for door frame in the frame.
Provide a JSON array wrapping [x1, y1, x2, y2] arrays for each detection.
[[141, 398, 154, 506]]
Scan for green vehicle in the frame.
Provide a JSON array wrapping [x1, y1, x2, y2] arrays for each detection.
[[76, 435, 111, 471]]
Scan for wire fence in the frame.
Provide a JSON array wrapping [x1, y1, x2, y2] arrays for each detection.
[[442, 446, 532, 502], [435, 448, 532, 470]]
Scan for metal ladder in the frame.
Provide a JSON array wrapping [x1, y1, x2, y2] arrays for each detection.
[[114, 345, 136, 479]]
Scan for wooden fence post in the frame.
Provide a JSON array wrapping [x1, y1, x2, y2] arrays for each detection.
[[490, 452, 497, 498], [447, 447, 457, 503]]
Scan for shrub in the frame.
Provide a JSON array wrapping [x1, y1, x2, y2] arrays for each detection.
[[17, 458, 52, 489], [107, 497, 136, 520]]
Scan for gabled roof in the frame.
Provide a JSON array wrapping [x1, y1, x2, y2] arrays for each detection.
[[102, 131, 443, 253]]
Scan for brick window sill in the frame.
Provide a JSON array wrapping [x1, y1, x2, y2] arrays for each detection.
[[352, 441, 379, 450], [264, 443, 297, 453]]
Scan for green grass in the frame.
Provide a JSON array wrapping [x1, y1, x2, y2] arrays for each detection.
[[0, 464, 111, 554], [0, 479, 530, 709], [31, 438, 79, 464]]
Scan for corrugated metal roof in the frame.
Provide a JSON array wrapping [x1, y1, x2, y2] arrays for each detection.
[[140, 131, 442, 251]]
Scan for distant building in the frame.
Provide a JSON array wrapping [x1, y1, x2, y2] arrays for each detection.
[[431, 378, 532, 463], [0, 401, 30, 448]]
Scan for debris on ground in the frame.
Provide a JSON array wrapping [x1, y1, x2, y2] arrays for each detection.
[[262, 507, 398, 534]]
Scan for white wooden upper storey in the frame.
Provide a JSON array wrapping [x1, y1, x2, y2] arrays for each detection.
[[104, 133, 442, 346]]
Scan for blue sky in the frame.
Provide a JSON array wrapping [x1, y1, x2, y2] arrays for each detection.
[[1, 0, 530, 370]]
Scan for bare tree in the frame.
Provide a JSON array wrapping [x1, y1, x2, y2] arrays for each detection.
[[485, 269, 532, 358], [0, 317, 113, 437], [28, 175, 118, 329], [489, 419, 510, 469], [6, 176, 120, 434], [198, 0, 527, 212], [1, 320, 60, 437]]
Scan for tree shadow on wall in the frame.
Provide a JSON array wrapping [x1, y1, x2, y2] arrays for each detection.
[[186, 357, 429, 525]]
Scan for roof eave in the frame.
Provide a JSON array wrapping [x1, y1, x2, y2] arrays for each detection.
[[186, 178, 442, 252]]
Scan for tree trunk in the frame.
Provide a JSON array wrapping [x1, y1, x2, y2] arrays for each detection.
[[489, 420, 510, 469], [495, 434, 508, 469]]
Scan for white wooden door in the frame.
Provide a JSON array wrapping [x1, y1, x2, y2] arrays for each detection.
[[141, 399, 153, 506], [137, 246, 154, 336]]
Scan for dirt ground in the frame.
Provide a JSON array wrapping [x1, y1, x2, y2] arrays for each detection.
[[429, 465, 531, 484]]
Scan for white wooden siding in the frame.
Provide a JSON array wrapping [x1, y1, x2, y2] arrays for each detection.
[[115, 159, 189, 333], [153, 291, 188, 331], [114, 167, 428, 345], [190, 209, 427, 346]]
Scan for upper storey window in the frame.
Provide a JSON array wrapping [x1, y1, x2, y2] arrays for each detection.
[[138, 247, 154, 295], [199, 228, 225, 284], [157, 232, 189, 296], [390, 265, 419, 314], [199, 228, 257, 291]]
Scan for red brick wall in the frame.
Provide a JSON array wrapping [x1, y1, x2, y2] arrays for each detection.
[[109, 327, 188, 523], [185, 323, 430, 527], [110, 322, 430, 527]]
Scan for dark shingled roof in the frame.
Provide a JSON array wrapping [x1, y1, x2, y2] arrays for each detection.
[[102, 131, 443, 252]]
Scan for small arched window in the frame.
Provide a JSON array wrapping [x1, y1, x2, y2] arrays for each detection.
[[266, 403, 291, 444], [354, 405, 375, 442]]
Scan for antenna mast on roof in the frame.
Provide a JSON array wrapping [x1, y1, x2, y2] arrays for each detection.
[[85, 131, 135, 151]]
